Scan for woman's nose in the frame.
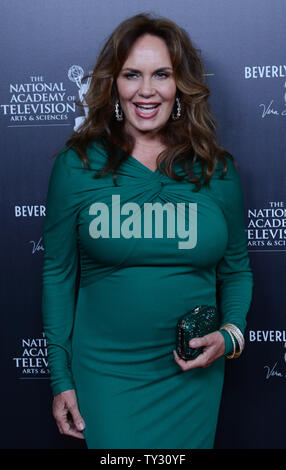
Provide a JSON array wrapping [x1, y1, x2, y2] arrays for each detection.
[[138, 77, 155, 96]]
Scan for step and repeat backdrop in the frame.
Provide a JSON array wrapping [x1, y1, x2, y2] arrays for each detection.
[[1, 0, 285, 449]]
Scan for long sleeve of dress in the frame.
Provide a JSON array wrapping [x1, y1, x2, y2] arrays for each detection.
[[215, 157, 254, 356], [41, 148, 80, 396]]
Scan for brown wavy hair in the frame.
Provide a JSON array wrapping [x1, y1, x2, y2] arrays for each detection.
[[56, 12, 235, 190]]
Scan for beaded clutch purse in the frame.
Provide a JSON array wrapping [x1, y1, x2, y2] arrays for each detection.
[[175, 305, 219, 360]]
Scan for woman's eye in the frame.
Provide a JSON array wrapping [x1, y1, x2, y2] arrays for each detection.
[[156, 72, 169, 78], [124, 73, 138, 79], [123, 72, 170, 79]]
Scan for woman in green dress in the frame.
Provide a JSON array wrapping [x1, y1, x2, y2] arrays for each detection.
[[42, 13, 254, 449]]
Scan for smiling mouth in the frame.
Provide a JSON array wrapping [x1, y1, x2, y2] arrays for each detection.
[[133, 103, 161, 114]]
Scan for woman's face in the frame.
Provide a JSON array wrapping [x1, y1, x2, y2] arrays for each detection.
[[116, 34, 177, 139]]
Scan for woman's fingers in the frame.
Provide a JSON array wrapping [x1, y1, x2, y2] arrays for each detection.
[[173, 331, 225, 371], [60, 411, 85, 439], [67, 400, 86, 433], [53, 389, 86, 439], [189, 336, 209, 349], [173, 348, 210, 370]]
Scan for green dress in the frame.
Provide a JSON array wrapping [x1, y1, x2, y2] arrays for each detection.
[[41, 140, 253, 449]]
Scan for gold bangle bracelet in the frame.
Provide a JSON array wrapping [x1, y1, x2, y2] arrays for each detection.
[[220, 326, 236, 359], [220, 324, 245, 359], [223, 324, 245, 357]]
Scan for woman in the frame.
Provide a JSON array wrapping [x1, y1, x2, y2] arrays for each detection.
[[42, 13, 254, 449]]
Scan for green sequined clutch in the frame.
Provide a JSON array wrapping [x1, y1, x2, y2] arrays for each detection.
[[176, 305, 219, 361]]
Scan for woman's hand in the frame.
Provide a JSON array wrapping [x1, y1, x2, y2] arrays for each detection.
[[52, 389, 86, 439], [173, 330, 225, 371]]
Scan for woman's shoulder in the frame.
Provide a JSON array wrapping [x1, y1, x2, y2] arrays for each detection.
[[209, 153, 247, 213], [207, 153, 243, 191], [213, 153, 238, 177], [56, 144, 85, 167], [49, 145, 83, 179], [52, 138, 108, 172]]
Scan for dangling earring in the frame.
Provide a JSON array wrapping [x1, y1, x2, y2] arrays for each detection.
[[115, 99, 124, 121], [172, 97, 181, 120]]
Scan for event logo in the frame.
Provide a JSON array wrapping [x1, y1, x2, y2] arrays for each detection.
[[249, 330, 286, 342], [0, 65, 90, 127], [30, 236, 44, 254], [13, 332, 50, 379], [247, 201, 286, 251], [264, 354, 286, 381], [68, 65, 92, 131], [244, 64, 286, 118], [245, 64, 286, 79], [249, 330, 286, 381], [14, 204, 45, 254], [14, 204, 45, 217]]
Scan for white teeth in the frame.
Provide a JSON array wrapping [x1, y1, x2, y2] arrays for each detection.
[[138, 105, 157, 108], [135, 104, 159, 113]]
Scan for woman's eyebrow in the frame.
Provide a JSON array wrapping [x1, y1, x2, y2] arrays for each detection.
[[121, 67, 173, 72]]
